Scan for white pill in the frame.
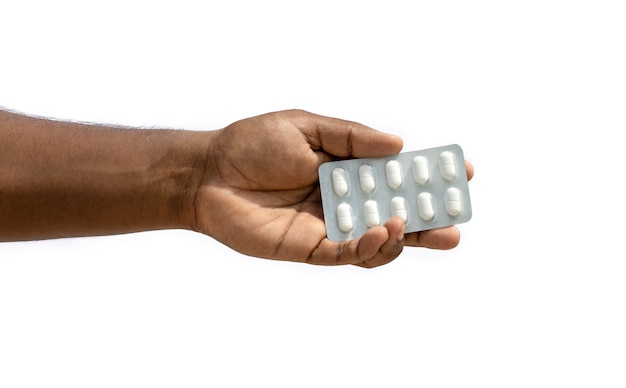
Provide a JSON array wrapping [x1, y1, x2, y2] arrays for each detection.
[[444, 187, 463, 216], [336, 203, 354, 233], [358, 164, 376, 193], [385, 160, 403, 189], [363, 200, 381, 227], [439, 151, 457, 181], [417, 192, 435, 221], [332, 168, 349, 196], [412, 155, 430, 185], [390, 196, 408, 223]]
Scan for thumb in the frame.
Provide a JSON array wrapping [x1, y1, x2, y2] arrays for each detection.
[[294, 110, 404, 158]]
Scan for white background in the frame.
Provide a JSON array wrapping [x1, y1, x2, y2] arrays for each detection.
[[1, 1, 625, 387]]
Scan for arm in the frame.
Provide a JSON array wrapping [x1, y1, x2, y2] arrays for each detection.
[[1, 108, 473, 267], [0, 109, 210, 240]]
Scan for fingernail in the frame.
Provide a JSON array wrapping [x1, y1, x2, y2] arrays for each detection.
[[396, 230, 405, 242]]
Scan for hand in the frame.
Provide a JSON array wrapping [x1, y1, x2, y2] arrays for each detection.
[[193, 110, 474, 268]]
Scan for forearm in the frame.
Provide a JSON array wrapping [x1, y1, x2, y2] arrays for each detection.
[[0, 109, 211, 241]]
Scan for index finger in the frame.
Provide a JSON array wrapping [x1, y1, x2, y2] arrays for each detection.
[[296, 110, 404, 158]]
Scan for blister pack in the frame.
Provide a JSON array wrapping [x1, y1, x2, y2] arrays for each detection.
[[318, 144, 472, 241]]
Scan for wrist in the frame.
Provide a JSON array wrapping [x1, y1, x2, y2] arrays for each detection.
[[164, 129, 217, 232]]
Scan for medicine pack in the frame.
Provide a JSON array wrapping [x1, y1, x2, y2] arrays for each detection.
[[318, 144, 472, 241]]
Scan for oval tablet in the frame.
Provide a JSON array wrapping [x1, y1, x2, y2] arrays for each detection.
[[336, 203, 354, 233], [390, 196, 408, 223], [439, 151, 457, 181], [412, 156, 430, 185], [417, 192, 435, 221], [444, 187, 462, 216], [385, 160, 403, 189], [358, 164, 376, 193], [332, 168, 349, 196], [363, 200, 381, 227]]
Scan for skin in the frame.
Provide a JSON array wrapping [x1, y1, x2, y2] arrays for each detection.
[[0, 108, 473, 268]]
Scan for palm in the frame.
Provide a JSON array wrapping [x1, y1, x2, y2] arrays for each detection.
[[195, 112, 331, 262]]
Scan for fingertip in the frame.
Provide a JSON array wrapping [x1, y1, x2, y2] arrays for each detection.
[[357, 226, 389, 260], [442, 227, 461, 249], [465, 160, 474, 181], [405, 226, 461, 250], [354, 217, 405, 269], [351, 128, 404, 158], [383, 216, 405, 242], [432, 226, 460, 250], [389, 133, 404, 153]]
